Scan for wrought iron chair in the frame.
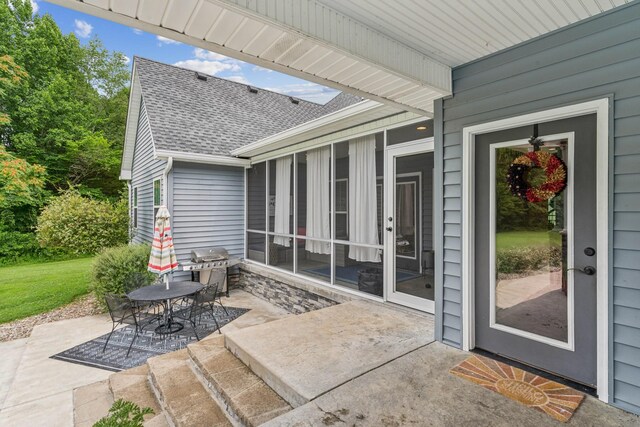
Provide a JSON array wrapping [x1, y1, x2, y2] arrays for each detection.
[[123, 272, 159, 315], [174, 285, 223, 340], [103, 294, 155, 357], [204, 268, 228, 315]]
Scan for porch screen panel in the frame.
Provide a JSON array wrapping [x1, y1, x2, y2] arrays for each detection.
[[247, 162, 266, 231], [269, 156, 293, 243]]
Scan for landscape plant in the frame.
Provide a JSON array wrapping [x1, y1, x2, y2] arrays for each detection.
[[91, 244, 155, 306], [37, 190, 128, 255], [93, 399, 154, 427]]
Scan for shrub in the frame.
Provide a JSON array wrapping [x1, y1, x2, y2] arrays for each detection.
[[91, 244, 155, 306], [94, 399, 154, 427], [0, 231, 68, 265], [37, 191, 128, 255], [497, 246, 562, 275]]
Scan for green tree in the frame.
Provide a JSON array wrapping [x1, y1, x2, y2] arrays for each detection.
[[0, 0, 129, 204], [0, 146, 47, 231]]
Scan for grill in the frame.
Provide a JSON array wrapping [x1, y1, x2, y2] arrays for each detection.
[[182, 247, 240, 296]]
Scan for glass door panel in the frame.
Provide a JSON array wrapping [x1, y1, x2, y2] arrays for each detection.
[[385, 141, 435, 313], [490, 139, 572, 345]]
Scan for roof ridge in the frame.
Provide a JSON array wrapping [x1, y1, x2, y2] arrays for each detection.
[[133, 56, 330, 106]]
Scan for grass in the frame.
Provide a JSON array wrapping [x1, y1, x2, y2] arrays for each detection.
[[0, 257, 94, 324], [496, 230, 561, 249]]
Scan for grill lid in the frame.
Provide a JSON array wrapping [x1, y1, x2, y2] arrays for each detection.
[[191, 247, 229, 262]]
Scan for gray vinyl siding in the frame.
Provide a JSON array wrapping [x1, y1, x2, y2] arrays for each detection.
[[170, 162, 245, 279], [435, 3, 640, 413], [130, 99, 166, 245]]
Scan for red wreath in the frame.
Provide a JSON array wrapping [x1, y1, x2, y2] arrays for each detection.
[[507, 151, 567, 203]]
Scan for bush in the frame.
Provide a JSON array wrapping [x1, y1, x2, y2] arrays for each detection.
[[94, 399, 154, 427], [497, 246, 562, 275], [0, 231, 67, 265], [37, 191, 128, 255], [91, 244, 156, 306]]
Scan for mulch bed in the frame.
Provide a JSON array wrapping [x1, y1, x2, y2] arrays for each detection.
[[0, 293, 104, 342]]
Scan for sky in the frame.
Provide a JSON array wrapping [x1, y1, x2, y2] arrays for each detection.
[[35, 1, 341, 104]]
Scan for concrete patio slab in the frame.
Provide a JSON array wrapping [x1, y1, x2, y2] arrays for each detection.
[[0, 338, 27, 408], [225, 299, 434, 408], [264, 342, 639, 426], [0, 289, 288, 427]]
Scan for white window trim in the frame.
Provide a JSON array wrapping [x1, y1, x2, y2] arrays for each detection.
[[153, 178, 161, 225], [461, 98, 610, 403]]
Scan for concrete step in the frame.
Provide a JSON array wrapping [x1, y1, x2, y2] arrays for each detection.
[[109, 364, 163, 424], [147, 349, 232, 427], [73, 380, 114, 427], [188, 336, 292, 427], [224, 300, 434, 408]]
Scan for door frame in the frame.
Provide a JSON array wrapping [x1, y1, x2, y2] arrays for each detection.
[[385, 138, 435, 313], [460, 98, 610, 402]]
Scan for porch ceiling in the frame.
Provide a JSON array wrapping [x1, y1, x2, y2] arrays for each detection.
[[49, 0, 629, 115]]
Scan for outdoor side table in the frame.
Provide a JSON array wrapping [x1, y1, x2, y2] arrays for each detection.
[[128, 281, 203, 335]]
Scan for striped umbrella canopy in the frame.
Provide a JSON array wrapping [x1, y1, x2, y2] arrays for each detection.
[[148, 206, 178, 289]]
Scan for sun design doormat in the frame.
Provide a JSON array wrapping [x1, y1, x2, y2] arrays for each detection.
[[450, 355, 585, 422]]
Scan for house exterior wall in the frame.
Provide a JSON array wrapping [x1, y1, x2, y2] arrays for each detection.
[[435, 3, 640, 413], [130, 99, 166, 245], [170, 161, 245, 278]]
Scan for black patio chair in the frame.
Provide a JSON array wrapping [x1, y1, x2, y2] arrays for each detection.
[[204, 268, 229, 315], [102, 294, 155, 357], [123, 272, 159, 315], [174, 285, 223, 340]]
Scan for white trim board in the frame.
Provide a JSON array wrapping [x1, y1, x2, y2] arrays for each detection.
[[460, 98, 610, 403]]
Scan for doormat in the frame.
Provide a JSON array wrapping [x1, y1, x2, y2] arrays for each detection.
[[450, 355, 585, 422], [51, 306, 249, 372]]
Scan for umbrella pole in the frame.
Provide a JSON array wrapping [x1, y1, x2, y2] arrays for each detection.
[[164, 274, 169, 290]]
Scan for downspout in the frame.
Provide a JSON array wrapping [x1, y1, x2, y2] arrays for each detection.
[[127, 181, 132, 242], [162, 157, 173, 210]]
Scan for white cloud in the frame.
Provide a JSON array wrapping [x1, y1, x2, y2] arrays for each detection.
[[266, 83, 339, 104], [252, 65, 273, 73], [226, 75, 250, 85], [193, 48, 229, 61], [157, 35, 181, 45], [74, 19, 93, 38], [121, 54, 131, 65], [30, 0, 38, 13], [173, 59, 239, 76], [132, 28, 143, 35]]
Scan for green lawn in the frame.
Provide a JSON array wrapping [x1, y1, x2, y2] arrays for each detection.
[[0, 257, 94, 324], [496, 230, 561, 249]]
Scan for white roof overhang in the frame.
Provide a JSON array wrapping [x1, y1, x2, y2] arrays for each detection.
[[231, 99, 405, 158], [46, 0, 453, 115], [51, 0, 630, 124], [119, 62, 141, 180]]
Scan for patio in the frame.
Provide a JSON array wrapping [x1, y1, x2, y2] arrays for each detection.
[[0, 289, 290, 426], [1, 284, 638, 426]]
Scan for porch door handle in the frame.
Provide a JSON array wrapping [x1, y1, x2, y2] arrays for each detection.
[[566, 266, 596, 276], [386, 227, 393, 232]]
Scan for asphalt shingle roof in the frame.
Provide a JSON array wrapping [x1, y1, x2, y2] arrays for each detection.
[[135, 57, 363, 156]]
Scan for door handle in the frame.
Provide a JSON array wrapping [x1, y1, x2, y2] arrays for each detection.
[[566, 266, 596, 276], [386, 227, 393, 232]]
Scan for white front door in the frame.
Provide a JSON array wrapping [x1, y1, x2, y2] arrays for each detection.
[[385, 139, 435, 313]]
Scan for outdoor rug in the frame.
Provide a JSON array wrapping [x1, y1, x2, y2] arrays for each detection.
[[306, 265, 420, 284], [51, 306, 250, 372], [450, 354, 585, 422]]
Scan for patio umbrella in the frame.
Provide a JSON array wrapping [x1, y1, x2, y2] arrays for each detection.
[[148, 206, 178, 289]]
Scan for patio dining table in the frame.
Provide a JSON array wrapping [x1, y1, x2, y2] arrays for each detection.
[[127, 281, 203, 335]]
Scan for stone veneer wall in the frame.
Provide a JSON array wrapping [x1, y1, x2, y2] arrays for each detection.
[[237, 268, 338, 314]]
